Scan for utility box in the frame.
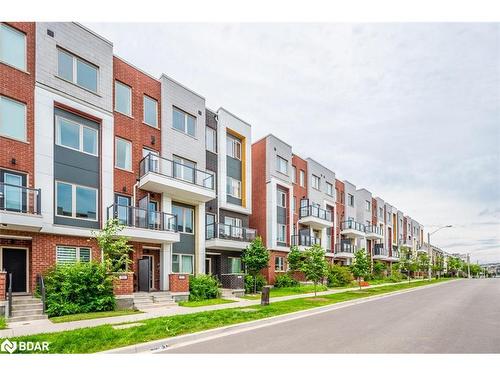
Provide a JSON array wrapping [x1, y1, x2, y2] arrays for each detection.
[[261, 286, 270, 306]]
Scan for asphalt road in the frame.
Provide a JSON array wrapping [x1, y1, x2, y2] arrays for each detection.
[[164, 279, 500, 353]]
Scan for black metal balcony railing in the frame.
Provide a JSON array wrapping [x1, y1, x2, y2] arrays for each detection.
[[291, 234, 321, 247], [365, 225, 382, 236], [299, 205, 332, 222], [107, 204, 177, 232], [334, 243, 357, 254], [139, 153, 215, 190], [0, 183, 41, 215], [341, 220, 365, 232], [206, 223, 257, 242], [373, 244, 388, 256]]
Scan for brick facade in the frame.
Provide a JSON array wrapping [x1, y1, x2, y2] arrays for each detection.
[[250, 139, 267, 244], [169, 274, 189, 292], [292, 154, 308, 231], [335, 179, 345, 246], [112, 272, 134, 296], [262, 250, 288, 285], [0, 271, 6, 301]]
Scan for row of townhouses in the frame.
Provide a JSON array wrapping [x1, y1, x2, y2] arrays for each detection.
[[0, 22, 425, 308]]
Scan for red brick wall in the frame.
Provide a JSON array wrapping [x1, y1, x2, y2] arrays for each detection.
[[250, 139, 267, 244], [292, 154, 308, 228], [113, 57, 162, 207], [169, 274, 189, 292], [262, 250, 289, 285], [335, 179, 345, 247], [0, 271, 6, 301], [0, 22, 36, 187], [372, 198, 377, 225], [112, 272, 134, 295], [403, 217, 407, 239]]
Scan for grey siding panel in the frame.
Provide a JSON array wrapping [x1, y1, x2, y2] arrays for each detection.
[[205, 198, 217, 215], [54, 215, 99, 229], [219, 209, 249, 227], [54, 147, 99, 187], [226, 156, 241, 180], [173, 234, 195, 255], [227, 195, 242, 206], [205, 109, 217, 130], [206, 151, 218, 173]]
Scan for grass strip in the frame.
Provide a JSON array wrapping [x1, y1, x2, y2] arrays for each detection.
[[242, 284, 329, 300], [178, 299, 235, 308], [50, 310, 142, 323], [9, 278, 450, 354], [0, 317, 6, 330]]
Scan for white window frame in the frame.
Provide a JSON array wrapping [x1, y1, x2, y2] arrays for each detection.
[[227, 135, 241, 160], [115, 137, 132, 171], [114, 80, 132, 116], [228, 256, 243, 274], [171, 253, 194, 274], [366, 200, 371, 211], [57, 48, 99, 93], [55, 181, 98, 221], [299, 170, 305, 187], [206, 126, 217, 153], [0, 23, 27, 71], [56, 246, 92, 264], [55, 116, 98, 156], [226, 176, 242, 199], [276, 156, 288, 175], [172, 107, 196, 137], [277, 224, 286, 243], [348, 194, 354, 207], [173, 155, 197, 182], [312, 174, 320, 190], [0, 95, 27, 142], [275, 256, 285, 272], [277, 190, 287, 208], [143, 95, 158, 127], [326, 182, 333, 196]]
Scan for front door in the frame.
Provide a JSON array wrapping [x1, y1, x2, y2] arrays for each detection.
[[2, 248, 27, 293], [205, 257, 212, 275], [138, 257, 151, 292]]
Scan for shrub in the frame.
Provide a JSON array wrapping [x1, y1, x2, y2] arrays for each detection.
[[373, 261, 386, 279], [327, 264, 354, 287], [189, 274, 221, 301], [274, 273, 299, 288], [44, 262, 115, 317], [244, 274, 266, 294], [388, 271, 403, 283]]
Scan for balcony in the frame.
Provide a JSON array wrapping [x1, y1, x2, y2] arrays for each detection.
[[298, 205, 333, 229], [399, 239, 413, 249], [139, 153, 216, 204], [206, 223, 257, 251], [388, 247, 400, 262], [0, 183, 43, 231], [373, 245, 389, 260], [334, 243, 357, 258], [340, 220, 366, 238], [291, 234, 321, 248], [107, 204, 180, 244], [365, 224, 383, 240]]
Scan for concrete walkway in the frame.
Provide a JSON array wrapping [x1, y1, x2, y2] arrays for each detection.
[[0, 278, 429, 338]]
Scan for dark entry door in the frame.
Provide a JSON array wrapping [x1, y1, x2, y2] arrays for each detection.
[[138, 257, 151, 292], [2, 248, 27, 293]]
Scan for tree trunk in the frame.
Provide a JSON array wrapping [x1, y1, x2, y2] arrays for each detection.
[[253, 275, 257, 294], [358, 277, 361, 290], [314, 282, 317, 297]]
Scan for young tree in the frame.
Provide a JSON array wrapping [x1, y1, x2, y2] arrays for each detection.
[[93, 218, 133, 273], [417, 252, 430, 278], [399, 247, 418, 283], [242, 236, 270, 293], [447, 257, 462, 277], [287, 245, 303, 272], [372, 260, 386, 279], [432, 254, 445, 279], [351, 248, 370, 289], [300, 244, 328, 296]]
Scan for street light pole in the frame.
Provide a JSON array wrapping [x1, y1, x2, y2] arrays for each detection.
[[427, 225, 452, 281]]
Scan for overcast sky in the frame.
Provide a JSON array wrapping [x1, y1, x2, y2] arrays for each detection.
[[88, 23, 500, 263]]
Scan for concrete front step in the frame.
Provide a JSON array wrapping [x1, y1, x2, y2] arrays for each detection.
[[11, 303, 43, 311], [8, 314, 48, 323], [12, 298, 42, 305], [132, 292, 176, 310], [11, 308, 44, 317]]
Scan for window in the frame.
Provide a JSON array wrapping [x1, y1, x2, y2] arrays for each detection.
[[0, 95, 26, 141], [115, 137, 132, 170], [227, 176, 242, 199], [56, 116, 98, 156], [311, 174, 320, 190], [172, 254, 193, 274], [56, 182, 97, 220], [172, 204, 194, 233], [326, 182, 333, 196], [276, 156, 288, 175], [292, 196, 296, 213], [56, 246, 91, 264], [348, 194, 354, 207], [227, 134, 241, 160], [277, 190, 287, 208], [365, 200, 371, 211], [2, 172, 24, 211], [115, 195, 131, 225], [143, 96, 158, 127], [277, 224, 286, 243], [228, 257, 242, 274], [292, 166, 297, 183], [299, 170, 305, 187], [379, 207, 383, 217], [173, 156, 196, 183], [275, 256, 285, 272], [115, 81, 131, 116], [57, 49, 98, 92], [0, 23, 26, 70], [206, 127, 217, 153], [172, 107, 196, 137]]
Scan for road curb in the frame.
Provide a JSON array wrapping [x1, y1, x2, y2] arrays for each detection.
[[102, 279, 459, 354]]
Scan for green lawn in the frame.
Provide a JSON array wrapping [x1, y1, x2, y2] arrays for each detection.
[[178, 299, 235, 308], [9, 278, 451, 354], [50, 310, 142, 323], [0, 317, 6, 330], [243, 284, 329, 300]]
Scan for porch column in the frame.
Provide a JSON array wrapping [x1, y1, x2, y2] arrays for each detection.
[[196, 203, 206, 275], [160, 243, 172, 291]]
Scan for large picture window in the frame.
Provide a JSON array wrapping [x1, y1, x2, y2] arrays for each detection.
[[58, 49, 98, 93], [0, 23, 26, 71], [143, 95, 158, 127], [0, 95, 26, 141], [56, 246, 91, 264], [276, 156, 288, 175], [226, 176, 242, 199], [56, 116, 98, 156], [228, 257, 242, 274], [172, 204, 194, 234], [115, 137, 132, 170], [115, 81, 132, 116], [56, 181, 97, 220], [172, 254, 194, 274], [226, 134, 241, 160], [172, 107, 196, 137]]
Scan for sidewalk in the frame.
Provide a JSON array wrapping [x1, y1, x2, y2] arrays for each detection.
[[0, 278, 428, 338]]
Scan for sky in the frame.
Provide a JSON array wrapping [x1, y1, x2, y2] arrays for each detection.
[[87, 23, 500, 264]]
